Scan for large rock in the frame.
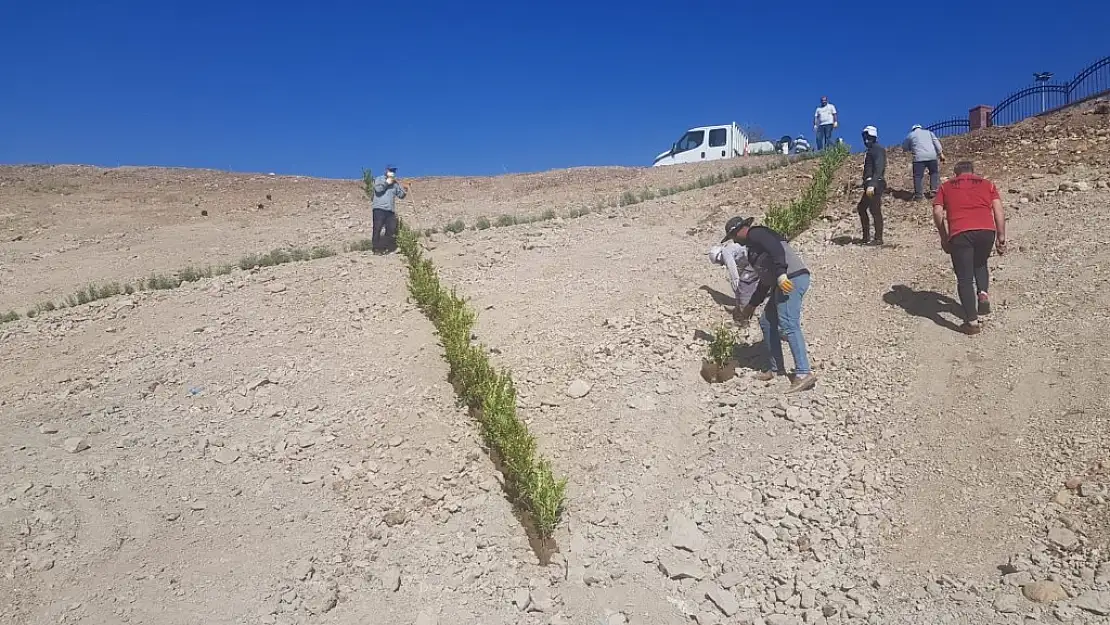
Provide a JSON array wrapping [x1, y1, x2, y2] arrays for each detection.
[[1074, 590, 1110, 616], [63, 437, 89, 454], [657, 553, 706, 580], [705, 586, 739, 617], [993, 595, 1020, 614], [753, 525, 777, 544], [1023, 581, 1067, 603], [668, 511, 707, 553], [1047, 526, 1079, 549], [566, 380, 592, 398]]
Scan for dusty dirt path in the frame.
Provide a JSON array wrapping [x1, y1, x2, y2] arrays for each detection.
[[0, 253, 531, 625]]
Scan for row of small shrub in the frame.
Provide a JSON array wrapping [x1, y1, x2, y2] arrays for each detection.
[[395, 221, 566, 540], [1, 244, 343, 325], [763, 145, 850, 239], [421, 154, 811, 236]]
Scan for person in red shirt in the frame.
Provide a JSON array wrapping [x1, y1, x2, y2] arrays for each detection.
[[931, 161, 1007, 334]]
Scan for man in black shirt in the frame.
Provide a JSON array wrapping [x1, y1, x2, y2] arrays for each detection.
[[724, 217, 817, 393], [858, 125, 886, 245]]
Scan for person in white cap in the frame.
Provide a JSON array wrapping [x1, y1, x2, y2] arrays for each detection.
[[858, 126, 886, 245], [902, 125, 945, 200], [707, 242, 760, 321]]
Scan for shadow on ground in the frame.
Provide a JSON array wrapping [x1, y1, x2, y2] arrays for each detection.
[[889, 188, 917, 202], [883, 284, 964, 333], [830, 235, 860, 246], [699, 285, 735, 307]]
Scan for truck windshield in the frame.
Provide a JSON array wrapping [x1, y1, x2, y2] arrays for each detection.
[[674, 130, 705, 153]]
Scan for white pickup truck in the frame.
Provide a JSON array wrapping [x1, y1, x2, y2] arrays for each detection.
[[652, 122, 751, 167]]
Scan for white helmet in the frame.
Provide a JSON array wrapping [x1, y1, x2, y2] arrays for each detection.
[[707, 245, 724, 265], [911, 124, 923, 131], [862, 125, 878, 138]]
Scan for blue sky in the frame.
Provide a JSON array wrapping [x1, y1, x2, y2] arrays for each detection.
[[1, 0, 1106, 178]]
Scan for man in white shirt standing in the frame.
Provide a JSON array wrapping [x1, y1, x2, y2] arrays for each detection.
[[813, 96, 838, 151]]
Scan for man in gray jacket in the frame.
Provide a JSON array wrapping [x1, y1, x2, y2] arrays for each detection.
[[371, 165, 408, 254], [902, 125, 944, 200]]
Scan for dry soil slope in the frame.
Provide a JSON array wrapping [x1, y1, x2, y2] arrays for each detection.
[[0, 253, 535, 625], [418, 104, 1110, 624], [0, 156, 784, 313]]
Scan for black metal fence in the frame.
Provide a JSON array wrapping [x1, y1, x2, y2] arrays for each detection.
[[925, 117, 971, 137], [925, 54, 1110, 136]]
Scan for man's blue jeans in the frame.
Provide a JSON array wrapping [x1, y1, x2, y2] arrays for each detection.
[[816, 124, 834, 151], [758, 273, 812, 375]]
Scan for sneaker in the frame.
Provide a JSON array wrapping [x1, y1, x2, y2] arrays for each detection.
[[870, 237, 884, 247], [961, 321, 982, 335], [977, 292, 991, 315], [911, 195, 924, 201], [785, 374, 818, 394]]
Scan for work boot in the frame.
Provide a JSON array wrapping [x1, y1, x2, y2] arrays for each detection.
[[977, 292, 992, 315], [960, 321, 982, 335], [871, 236, 884, 247], [785, 373, 818, 394], [754, 371, 781, 382]]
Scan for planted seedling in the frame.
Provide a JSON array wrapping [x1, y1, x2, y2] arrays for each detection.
[[701, 325, 738, 383]]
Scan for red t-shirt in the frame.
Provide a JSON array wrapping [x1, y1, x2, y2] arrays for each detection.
[[933, 173, 1000, 239]]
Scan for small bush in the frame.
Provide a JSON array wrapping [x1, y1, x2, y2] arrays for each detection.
[[146, 273, 180, 290], [310, 246, 336, 260], [619, 191, 638, 206], [443, 219, 466, 234], [475, 217, 492, 230], [539, 208, 557, 221], [708, 325, 735, 367], [347, 238, 375, 252], [177, 266, 206, 284], [1, 310, 20, 324], [361, 168, 375, 199], [495, 215, 517, 227]]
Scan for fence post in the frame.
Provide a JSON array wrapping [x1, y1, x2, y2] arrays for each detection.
[[969, 105, 993, 131]]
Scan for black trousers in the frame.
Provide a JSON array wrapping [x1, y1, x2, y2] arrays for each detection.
[[949, 229, 995, 323], [856, 181, 885, 240], [372, 209, 398, 252]]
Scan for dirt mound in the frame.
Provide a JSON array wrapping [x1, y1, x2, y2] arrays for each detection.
[[2, 103, 1110, 624]]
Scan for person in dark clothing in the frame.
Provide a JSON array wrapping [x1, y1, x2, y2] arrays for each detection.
[[723, 217, 817, 394], [858, 125, 886, 245], [932, 161, 1007, 335]]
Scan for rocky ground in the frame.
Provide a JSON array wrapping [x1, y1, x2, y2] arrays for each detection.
[[2, 102, 1109, 625]]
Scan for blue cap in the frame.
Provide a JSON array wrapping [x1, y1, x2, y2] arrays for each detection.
[[386, 164, 397, 172]]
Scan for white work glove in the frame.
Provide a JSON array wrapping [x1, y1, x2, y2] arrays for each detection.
[[777, 274, 795, 294], [833, 121, 839, 129], [866, 186, 875, 198]]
